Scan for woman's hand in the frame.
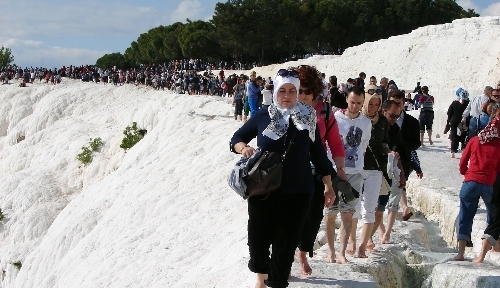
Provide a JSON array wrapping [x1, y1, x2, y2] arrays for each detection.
[[323, 185, 335, 208], [241, 146, 256, 158], [337, 169, 348, 181], [234, 142, 255, 158]]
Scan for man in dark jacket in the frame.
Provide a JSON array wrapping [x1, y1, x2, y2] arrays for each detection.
[[387, 91, 421, 225], [389, 91, 421, 178], [379, 99, 408, 244]]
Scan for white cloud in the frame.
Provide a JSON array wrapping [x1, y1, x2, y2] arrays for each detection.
[[457, 0, 480, 11], [0, 1, 217, 68], [482, 2, 500, 16], [170, 0, 203, 23], [0, 37, 108, 68], [0, 1, 166, 40]]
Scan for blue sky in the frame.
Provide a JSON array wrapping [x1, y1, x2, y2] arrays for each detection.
[[0, 0, 498, 68]]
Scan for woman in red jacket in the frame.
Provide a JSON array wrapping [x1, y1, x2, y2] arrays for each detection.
[[295, 65, 346, 274], [473, 104, 500, 263], [455, 106, 500, 261]]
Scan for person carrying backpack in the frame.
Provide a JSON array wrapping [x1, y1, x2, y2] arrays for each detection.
[[418, 86, 435, 145]]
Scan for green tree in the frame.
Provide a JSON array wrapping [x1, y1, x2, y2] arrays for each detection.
[[163, 22, 185, 60], [96, 52, 128, 69], [212, 0, 252, 62], [178, 20, 220, 60], [0, 46, 14, 67], [113, 0, 479, 66]]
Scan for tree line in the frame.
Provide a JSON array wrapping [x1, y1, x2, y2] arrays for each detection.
[[96, 0, 478, 69]]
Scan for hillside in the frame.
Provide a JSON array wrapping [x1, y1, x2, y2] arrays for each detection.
[[1, 16, 500, 288]]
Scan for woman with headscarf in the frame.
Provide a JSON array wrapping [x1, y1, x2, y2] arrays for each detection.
[[348, 86, 403, 256], [447, 88, 470, 158], [230, 69, 335, 288], [454, 104, 500, 261], [294, 65, 345, 275]]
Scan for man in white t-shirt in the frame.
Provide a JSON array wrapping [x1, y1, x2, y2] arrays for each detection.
[[324, 86, 372, 264]]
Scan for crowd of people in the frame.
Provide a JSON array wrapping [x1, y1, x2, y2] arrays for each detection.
[[230, 66, 500, 288], [0, 58, 261, 92]]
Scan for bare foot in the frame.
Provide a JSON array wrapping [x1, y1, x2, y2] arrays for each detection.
[[325, 251, 336, 263], [336, 255, 349, 264], [453, 254, 465, 261], [346, 243, 356, 255], [367, 240, 375, 251], [380, 234, 391, 244], [402, 206, 410, 216], [472, 257, 484, 263], [357, 252, 368, 258], [296, 251, 312, 275]]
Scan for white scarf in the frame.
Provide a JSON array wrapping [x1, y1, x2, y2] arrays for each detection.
[[262, 72, 316, 141]]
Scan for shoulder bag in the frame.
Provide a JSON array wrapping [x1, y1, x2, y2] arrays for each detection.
[[228, 130, 296, 200]]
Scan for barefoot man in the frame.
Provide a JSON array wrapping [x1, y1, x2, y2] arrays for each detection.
[[375, 91, 420, 244], [324, 86, 372, 264]]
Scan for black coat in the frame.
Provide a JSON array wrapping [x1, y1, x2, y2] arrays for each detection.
[[447, 100, 468, 126], [400, 112, 421, 178]]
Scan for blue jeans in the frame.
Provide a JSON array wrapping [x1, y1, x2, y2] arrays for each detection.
[[248, 98, 259, 117], [458, 181, 493, 246]]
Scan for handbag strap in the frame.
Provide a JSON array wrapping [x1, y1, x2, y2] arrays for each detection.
[[367, 145, 383, 170], [282, 129, 297, 161]]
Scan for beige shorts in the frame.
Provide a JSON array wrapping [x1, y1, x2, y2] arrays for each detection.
[[324, 173, 363, 215]]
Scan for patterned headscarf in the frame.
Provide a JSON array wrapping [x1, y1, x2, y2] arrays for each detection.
[[478, 116, 500, 144], [262, 70, 316, 141]]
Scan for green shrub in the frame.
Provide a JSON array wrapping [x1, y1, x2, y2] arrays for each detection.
[[77, 137, 103, 165], [120, 122, 147, 150], [0, 208, 4, 222], [12, 261, 22, 270], [77, 147, 93, 164], [89, 137, 103, 152]]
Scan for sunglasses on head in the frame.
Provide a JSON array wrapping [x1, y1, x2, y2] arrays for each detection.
[[299, 89, 313, 95], [277, 69, 299, 78], [367, 88, 383, 95]]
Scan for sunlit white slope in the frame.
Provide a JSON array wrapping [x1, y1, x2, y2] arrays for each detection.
[[0, 81, 254, 287]]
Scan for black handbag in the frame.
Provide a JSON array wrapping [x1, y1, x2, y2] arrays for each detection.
[[245, 130, 297, 199]]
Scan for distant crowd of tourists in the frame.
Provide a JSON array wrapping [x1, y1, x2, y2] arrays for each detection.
[[229, 66, 500, 288]]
